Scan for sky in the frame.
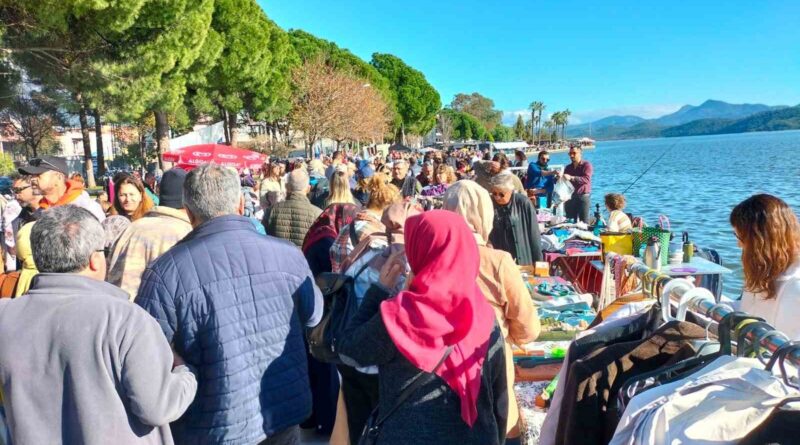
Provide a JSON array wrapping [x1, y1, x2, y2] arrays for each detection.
[[260, 1, 800, 125]]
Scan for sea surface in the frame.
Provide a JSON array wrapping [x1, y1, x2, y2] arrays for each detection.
[[535, 130, 800, 296]]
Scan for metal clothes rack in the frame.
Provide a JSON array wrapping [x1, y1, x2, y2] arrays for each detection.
[[608, 254, 800, 369]]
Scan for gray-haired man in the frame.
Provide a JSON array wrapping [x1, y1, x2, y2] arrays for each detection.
[[263, 168, 323, 247], [0, 205, 197, 445], [137, 164, 323, 445]]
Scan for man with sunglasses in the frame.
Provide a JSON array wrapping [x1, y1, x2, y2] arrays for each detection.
[[18, 156, 105, 221], [525, 151, 557, 209]]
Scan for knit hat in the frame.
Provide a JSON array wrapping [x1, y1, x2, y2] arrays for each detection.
[[159, 168, 187, 209]]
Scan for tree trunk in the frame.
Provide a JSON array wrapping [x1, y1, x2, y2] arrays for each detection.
[[154, 110, 169, 170], [228, 111, 238, 147], [93, 109, 106, 176], [220, 107, 230, 145], [77, 97, 96, 188]]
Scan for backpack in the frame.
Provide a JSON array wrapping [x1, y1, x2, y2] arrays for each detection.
[[308, 262, 370, 364], [0, 271, 21, 298]]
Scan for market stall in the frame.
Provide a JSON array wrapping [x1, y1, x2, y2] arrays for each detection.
[[511, 253, 799, 445]]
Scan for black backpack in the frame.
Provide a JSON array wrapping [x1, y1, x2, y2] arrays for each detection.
[[308, 262, 370, 364]]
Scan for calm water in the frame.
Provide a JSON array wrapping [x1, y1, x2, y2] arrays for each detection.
[[536, 130, 800, 296]]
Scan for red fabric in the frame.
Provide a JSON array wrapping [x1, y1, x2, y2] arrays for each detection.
[[301, 203, 359, 254], [379, 210, 495, 427], [162, 144, 267, 171]]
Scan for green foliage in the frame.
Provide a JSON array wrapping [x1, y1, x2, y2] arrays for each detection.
[[199, 0, 297, 121], [370, 53, 441, 137], [442, 108, 488, 141], [513, 115, 527, 140], [492, 125, 516, 142], [451, 92, 502, 131], [0, 153, 15, 176]]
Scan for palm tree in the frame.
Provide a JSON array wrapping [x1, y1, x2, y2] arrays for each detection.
[[561, 109, 571, 140], [550, 111, 563, 142], [529, 101, 545, 144], [544, 119, 555, 142]]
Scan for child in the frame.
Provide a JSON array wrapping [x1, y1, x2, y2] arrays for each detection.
[[605, 193, 632, 232]]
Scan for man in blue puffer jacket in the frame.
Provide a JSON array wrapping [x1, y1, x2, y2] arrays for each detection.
[[137, 163, 323, 445]]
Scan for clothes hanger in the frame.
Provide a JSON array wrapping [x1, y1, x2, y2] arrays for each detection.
[[718, 311, 765, 356], [753, 329, 790, 366], [675, 287, 715, 321], [659, 278, 694, 323], [735, 322, 777, 358], [765, 340, 800, 390]]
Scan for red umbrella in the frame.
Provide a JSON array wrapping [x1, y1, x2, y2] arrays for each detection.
[[162, 144, 267, 171]]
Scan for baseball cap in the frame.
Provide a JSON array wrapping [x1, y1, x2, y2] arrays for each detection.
[[19, 156, 68, 175]]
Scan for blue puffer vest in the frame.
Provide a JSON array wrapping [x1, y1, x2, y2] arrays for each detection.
[[137, 215, 321, 444]]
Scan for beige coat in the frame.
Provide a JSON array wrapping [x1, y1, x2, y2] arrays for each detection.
[[477, 245, 541, 435]]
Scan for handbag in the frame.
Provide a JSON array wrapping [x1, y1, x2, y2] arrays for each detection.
[[632, 215, 671, 265], [308, 262, 371, 364], [358, 346, 454, 445]]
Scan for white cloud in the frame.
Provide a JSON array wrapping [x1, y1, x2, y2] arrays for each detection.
[[501, 103, 684, 126]]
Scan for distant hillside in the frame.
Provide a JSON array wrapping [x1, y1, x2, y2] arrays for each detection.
[[566, 115, 645, 139], [566, 99, 795, 140], [660, 118, 735, 137], [654, 100, 784, 126]]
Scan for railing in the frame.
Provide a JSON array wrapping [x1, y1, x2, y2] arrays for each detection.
[[609, 254, 800, 369]]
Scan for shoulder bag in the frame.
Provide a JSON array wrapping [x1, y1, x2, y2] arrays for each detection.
[[358, 346, 454, 445]]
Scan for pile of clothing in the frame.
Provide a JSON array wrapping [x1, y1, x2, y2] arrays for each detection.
[[539, 299, 800, 445]]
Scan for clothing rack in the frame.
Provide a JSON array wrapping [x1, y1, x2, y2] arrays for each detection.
[[608, 254, 800, 370]]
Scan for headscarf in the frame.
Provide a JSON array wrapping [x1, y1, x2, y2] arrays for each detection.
[[442, 180, 495, 245], [302, 203, 359, 254], [380, 210, 495, 426], [380, 201, 423, 240]]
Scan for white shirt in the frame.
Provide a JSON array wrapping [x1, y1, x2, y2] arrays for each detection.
[[739, 258, 800, 340]]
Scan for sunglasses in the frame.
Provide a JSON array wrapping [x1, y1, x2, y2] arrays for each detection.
[[12, 185, 31, 194]]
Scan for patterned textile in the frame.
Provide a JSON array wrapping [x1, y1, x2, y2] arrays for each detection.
[[329, 210, 384, 273], [515, 381, 550, 445], [106, 206, 192, 300]]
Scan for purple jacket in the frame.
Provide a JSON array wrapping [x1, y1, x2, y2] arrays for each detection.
[[564, 160, 593, 195]]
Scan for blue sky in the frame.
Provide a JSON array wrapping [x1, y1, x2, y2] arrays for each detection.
[[260, 1, 800, 124]]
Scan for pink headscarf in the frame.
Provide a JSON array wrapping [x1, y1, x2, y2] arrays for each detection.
[[380, 210, 495, 426]]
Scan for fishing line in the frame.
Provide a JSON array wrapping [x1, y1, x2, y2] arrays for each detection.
[[621, 143, 677, 195]]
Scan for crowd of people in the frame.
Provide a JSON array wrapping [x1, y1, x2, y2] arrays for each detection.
[[0, 146, 794, 445]]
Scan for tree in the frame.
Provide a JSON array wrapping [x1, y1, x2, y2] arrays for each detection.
[[442, 109, 487, 142], [451, 92, 503, 131], [529, 101, 545, 144], [492, 125, 515, 142], [288, 29, 396, 133], [371, 53, 441, 142], [197, 0, 296, 147], [0, 153, 15, 175], [437, 112, 454, 147], [513, 115, 527, 140], [561, 109, 571, 140], [0, 83, 64, 158], [290, 58, 390, 157]]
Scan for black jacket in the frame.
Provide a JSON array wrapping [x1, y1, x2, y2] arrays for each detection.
[[338, 285, 508, 445]]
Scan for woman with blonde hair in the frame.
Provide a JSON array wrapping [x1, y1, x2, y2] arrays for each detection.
[[443, 180, 540, 443], [326, 166, 357, 206], [109, 173, 154, 221], [259, 161, 285, 209], [731, 194, 800, 339], [330, 173, 400, 272]]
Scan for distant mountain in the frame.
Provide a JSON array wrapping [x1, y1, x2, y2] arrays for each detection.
[[637, 105, 800, 139], [654, 100, 785, 126], [566, 115, 645, 139], [566, 100, 793, 140]]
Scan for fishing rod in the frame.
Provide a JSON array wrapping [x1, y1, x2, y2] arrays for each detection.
[[620, 142, 677, 195]]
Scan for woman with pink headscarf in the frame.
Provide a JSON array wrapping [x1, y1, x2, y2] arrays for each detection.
[[337, 210, 508, 445]]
